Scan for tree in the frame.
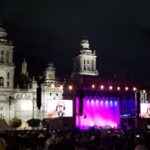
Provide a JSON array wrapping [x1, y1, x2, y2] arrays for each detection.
[[27, 119, 41, 128], [10, 117, 22, 128], [0, 118, 9, 129]]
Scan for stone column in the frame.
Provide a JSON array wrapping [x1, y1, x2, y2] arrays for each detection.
[[90, 59, 93, 71], [93, 59, 96, 71], [9, 51, 13, 64], [80, 58, 84, 72]]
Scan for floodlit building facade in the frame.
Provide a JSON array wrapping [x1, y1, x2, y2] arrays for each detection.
[[0, 25, 148, 126], [0, 26, 69, 122]]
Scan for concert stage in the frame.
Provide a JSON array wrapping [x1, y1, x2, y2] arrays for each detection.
[[75, 90, 136, 130]]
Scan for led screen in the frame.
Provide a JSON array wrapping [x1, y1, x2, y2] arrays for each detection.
[[46, 100, 73, 118], [140, 103, 150, 118]]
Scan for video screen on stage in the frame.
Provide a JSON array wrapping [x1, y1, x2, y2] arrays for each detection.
[[140, 103, 150, 118], [47, 100, 73, 118]]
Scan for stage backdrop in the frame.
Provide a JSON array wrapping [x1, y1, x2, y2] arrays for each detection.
[[75, 92, 136, 129]]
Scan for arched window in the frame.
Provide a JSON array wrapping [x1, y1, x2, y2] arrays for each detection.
[[6, 51, 9, 64], [7, 72, 9, 79], [0, 77, 4, 87], [84, 64, 86, 70], [7, 73, 10, 87]]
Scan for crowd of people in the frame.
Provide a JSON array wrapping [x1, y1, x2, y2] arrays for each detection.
[[0, 128, 149, 150]]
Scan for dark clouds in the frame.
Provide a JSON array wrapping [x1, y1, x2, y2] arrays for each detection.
[[1, 0, 150, 85]]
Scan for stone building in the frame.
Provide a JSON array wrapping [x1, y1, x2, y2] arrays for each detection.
[[0, 26, 65, 122], [0, 25, 147, 126]]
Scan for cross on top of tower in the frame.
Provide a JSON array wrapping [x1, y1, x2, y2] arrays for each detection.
[[0, 25, 7, 38]]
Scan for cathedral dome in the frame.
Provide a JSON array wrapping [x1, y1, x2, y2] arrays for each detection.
[[47, 63, 55, 71], [81, 39, 90, 49]]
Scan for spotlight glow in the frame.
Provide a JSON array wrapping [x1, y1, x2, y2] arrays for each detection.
[[109, 86, 113, 90], [100, 100, 104, 105], [125, 86, 129, 91], [91, 99, 94, 104], [133, 87, 137, 91], [143, 90, 146, 94], [105, 100, 108, 106], [110, 101, 113, 106], [100, 85, 104, 90], [96, 100, 99, 104], [117, 86, 121, 91], [114, 101, 118, 106], [68, 85, 73, 91], [92, 84, 95, 89]]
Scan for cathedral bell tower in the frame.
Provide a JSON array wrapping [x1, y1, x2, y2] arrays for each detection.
[[0, 25, 14, 89], [72, 39, 99, 76], [44, 63, 56, 83]]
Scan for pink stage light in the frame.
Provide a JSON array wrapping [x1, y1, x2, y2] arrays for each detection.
[[91, 84, 95, 89], [125, 86, 129, 91], [110, 100, 113, 106], [114, 101, 118, 106], [96, 100, 99, 105], [100, 100, 104, 105], [117, 86, 121, 91], [68, 85, 73, 91], [133, 87, 137, 91], [100, 85, 104, 90], [105, 100, 108, 106], [109, 86, 113, 90]]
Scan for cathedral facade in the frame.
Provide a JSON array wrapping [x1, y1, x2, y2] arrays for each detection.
[[0, 25, 149, 129], [0, 26, 98, 123], [0, 26, 65, 122]]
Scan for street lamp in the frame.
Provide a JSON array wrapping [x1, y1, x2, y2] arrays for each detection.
[[8, 96, 13, 122]]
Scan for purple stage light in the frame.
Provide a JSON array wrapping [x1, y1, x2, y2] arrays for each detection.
[[96, 100, 99, 105], [105, 100, 108, 106], [100, 100, 104, 105], [114, 101, 118, 106], [86, 100, 89, 104], [75, 96, 120, 129], [91, 99, 94, 105], [110, 100, 113, 106]]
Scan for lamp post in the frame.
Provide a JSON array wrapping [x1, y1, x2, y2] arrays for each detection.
[[32, 97, 35, 119], [134, 90, 140, 128], [8, 96, 13, 122]]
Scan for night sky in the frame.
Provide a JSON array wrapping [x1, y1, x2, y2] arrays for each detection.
[[1, 0, 150, 85]]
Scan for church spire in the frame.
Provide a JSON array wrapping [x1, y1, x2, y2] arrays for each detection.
[[44, 63, 56, 83], [21, 59, 28, 76]]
